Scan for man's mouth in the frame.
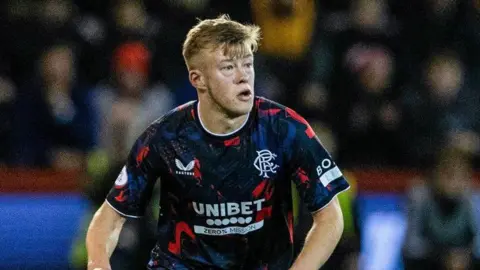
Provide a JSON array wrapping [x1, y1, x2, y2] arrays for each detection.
[[238, 89, 252, 98]]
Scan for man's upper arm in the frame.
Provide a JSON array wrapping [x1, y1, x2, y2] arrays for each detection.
[[101, 200, 127, 225], [311, 196, 343, 224]]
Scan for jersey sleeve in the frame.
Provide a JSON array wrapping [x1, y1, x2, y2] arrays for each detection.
[[285, 108, 350, 212], [105, 125, 165, 218]]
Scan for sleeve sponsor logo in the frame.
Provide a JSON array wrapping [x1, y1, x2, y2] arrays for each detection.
[[316, 159, 343, 187]]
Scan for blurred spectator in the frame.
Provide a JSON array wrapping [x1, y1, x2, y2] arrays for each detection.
[[403, 147, 480, 270], [2, 0, 92, 85], [458, 0, 480, 69], [9, 43, 97, 169], [334, 45, 403, 166], [251, 0, 334, 120], [82, 0, 162, 86], [0, 75, 17, 165], [93, 41, 174, 166], [108, 0, 160, 44], [391, 0, 468, 72], [399, 49, 479, 168], [328, 0, 403, 166]]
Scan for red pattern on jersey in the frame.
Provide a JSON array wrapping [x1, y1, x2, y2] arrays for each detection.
[[265, 183, 274, 201], [253, 180, 274, 200], [168, 222, 196, 255], [287, 211, 294, 243], [193, 158, 202, 185], [259, 108, 282, 116], [191, 108, 195, 119], [216, 191, 224, 200], [115, 190, 127, 202], [255, 98, 264, 108], [295, 167, 310, 188], [252, 180, 267, 198], [224, 136, 240, 146], [136, 146, 150, 167], [286, 108, 315, 138], [255, 206, 272, 222]]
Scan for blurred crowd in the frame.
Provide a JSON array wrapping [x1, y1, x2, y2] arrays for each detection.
[[1, 0, 479, 170], [1, 0, 479, 269]]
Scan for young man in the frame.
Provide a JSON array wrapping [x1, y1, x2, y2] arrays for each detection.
[[86, 15, 349, 270]]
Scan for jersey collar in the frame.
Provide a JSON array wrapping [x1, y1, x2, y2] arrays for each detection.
[[195, 100, 254, 140]]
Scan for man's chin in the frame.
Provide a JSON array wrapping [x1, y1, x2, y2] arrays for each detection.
[[227, 103, 253, 118]]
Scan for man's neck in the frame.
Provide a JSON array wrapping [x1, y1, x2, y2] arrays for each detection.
[[197, 100, 249, 136]]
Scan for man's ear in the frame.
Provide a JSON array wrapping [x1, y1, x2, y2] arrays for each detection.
[[189, 69, 207, 91]]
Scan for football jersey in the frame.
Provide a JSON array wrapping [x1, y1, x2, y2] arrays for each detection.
[[106, 96, 350, 269]]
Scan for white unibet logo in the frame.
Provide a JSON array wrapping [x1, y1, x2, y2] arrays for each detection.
[[192, 199, 266, 236], [193, 199, 265, 217], [175, 159, 194, 176], [316, 158, 343, 187], [254, 149, 279, 178]]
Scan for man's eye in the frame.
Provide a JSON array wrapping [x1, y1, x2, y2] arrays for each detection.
[[222, 65, 234, 70], [244, 63, 253, 68]]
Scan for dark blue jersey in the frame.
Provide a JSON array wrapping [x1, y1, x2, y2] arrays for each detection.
[[106, 97, 350, 270]]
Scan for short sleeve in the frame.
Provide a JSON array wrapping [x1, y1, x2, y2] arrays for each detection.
[[285, 108, 350, 212], [106, 125, 165, 218]]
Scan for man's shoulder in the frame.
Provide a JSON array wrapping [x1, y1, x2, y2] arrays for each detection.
[[147, 100, 196, 135], [254, 96, 309, 125], [254, 96, 317, 141], [254, 96, 289, 119]]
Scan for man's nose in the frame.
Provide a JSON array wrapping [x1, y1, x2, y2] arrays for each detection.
[[235, 67, 249, 84]]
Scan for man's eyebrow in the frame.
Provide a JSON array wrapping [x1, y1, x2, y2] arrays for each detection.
[[219, 54, 253, 63]]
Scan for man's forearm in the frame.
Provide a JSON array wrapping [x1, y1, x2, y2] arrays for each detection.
[[86, 202, 126, 269], [290, 197, 344, 270]]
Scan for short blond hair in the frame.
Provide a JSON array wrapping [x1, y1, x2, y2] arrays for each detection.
[[182, 15, 261, 70]]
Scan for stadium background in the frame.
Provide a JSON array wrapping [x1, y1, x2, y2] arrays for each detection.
[[1, 0, 479, 269]]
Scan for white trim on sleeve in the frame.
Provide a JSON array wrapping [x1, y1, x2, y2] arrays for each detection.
[[105, 199, 143, 219], [310, 185, 351, 214]]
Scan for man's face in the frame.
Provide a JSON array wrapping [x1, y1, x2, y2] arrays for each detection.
[[200, 47, 255, 117], [42, 47, 73, 87], [117, 69, 147, 97]]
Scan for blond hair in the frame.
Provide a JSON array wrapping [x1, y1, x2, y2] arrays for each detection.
[[182, 15, 261, 70]]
